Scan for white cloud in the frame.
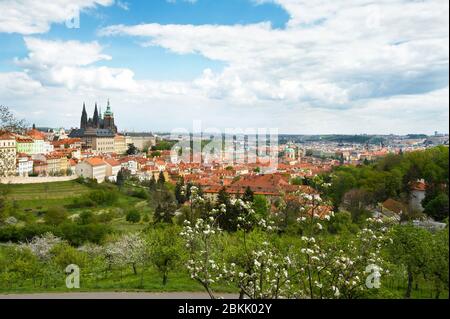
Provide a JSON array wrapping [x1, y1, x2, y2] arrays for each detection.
[[0, 0, 448, 134], [14, 37, 144, 91], [18, 37, 112, 67], [99, 0, 448, 117], [0, 0, 114, 34]]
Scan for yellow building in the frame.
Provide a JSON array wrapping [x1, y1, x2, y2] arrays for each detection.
[[45, 153, 69, 175], [114, 134, 127, 154], [92, 136, 115, 154]]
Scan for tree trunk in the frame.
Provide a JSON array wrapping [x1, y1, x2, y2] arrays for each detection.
[[163, 272, 168, 286], [405, 270, 413, 299], [132, 263, 137, 275]]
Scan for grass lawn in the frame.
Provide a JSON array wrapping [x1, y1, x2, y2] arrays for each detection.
[[3, 181, 90, 200], [0, 265, 235, 295], [1, 180, 155, 233]]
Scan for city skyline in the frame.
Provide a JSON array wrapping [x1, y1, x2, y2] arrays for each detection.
[[0, 0, 448, 134]]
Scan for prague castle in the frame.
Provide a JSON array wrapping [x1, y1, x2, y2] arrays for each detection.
[[69, 100, 119, 153], [80, 99, 117, 133]]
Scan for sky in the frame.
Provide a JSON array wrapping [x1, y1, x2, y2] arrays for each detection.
[[0, 0, 448, 134]]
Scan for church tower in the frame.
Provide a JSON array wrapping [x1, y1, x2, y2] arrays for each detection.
[[93, 103, 100, 128], [103, 99, 117, 133], [80, 102, 88, 129]]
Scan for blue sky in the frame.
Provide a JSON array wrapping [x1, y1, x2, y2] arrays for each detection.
[[0, 0, 448, 134], [0, 0, 288, 79]]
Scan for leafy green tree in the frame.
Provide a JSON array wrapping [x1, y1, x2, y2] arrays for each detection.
[[428, 228, 449, 298], [341, 189, 372, 223], [252, 195, 269, 219], [326, 211, 359, 234], [388, 224, 432, 298], [126, 143, 139, 155], [424, 193, 449, 222], [148, 226, 184, 285], [329, 171, 357, 208], [51, 243, 87, 269]]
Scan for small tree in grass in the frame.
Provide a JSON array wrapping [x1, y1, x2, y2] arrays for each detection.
[[148, 225, 183, 285], [105, 233, 149, 276]]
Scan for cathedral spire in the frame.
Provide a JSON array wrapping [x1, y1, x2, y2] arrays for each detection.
[[93, 102, 99, 128], [81, 102, 88, 129]]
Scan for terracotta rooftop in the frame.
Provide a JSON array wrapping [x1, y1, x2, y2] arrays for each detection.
[[104, 158, 121, 167], [410, 181, 426, 192], [0, 132, 15, 140], [382, 199, 407, 215], [27, 129, 45, 140], [85, 157, 106, 167]]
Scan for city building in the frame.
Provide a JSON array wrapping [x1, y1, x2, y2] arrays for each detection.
[[69, 101, 118, 153], [114, 134, 128, 154], [0, 132, 17, 177], [104, 158, 122, 182], [17, 154, 33, 177], [45, 153, 69, 175], [75, 157, 107, 182], [15, 137, 34, 155]]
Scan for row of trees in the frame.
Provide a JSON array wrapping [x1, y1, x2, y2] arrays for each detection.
[[0, 226, 184, 290]]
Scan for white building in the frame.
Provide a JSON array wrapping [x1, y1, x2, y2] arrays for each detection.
[[17, 155, 34, 177], [75, 157, 107, 182], [104, 158, 121, 182], [0, 132, 17, 177], [120, 159, 138, 175]]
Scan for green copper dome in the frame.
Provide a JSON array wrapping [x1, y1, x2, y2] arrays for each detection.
[[104, 99, 114, 117]]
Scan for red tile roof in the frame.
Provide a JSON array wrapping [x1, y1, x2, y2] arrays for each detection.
[[410, 181, 426, 191], [104, 158, 121, 167], [27, 129, 45, 140], [85, 157, 106, 167]]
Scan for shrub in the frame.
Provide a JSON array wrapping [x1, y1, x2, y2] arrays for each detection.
[[131, 189, 149, 200], [44, 207, 68, 226], [88, 190, 118, 206], [78, 211, 97, 225], [126, 210, 141, 224], [69, 197, 96, 209], [57, 223, 112, 246]]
